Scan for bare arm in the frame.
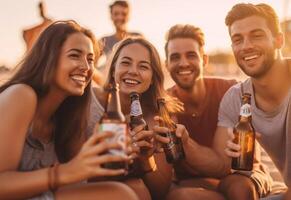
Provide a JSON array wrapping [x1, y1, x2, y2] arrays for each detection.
[[182, 125, 231, 177], [155, 123, 231, 178], [0, 84, 128, 199], [0, 84, 45, 199]]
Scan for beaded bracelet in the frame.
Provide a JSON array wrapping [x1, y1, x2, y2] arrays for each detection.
[[48, 163, 59, 191]]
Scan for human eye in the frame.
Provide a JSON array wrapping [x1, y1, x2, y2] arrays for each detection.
[[232, 36, 242, 45], [187, 52, 198, 59], [69, 53, 80, 58], [120, 59, 131, 66], [252, 33, 264, 40], [121, 61, 130, 66], [170, 54, 179, 62], [140, 64, 150, 70]]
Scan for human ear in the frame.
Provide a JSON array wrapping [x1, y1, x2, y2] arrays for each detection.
[[203, 54, 209, 67], [274, 32, 284, 49]]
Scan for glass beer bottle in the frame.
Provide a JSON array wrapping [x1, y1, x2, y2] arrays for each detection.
[[99, 81, 128, 170], [231, 93, 255, 171], [157, 98, 185, 163], [129, 92, 149, 155]]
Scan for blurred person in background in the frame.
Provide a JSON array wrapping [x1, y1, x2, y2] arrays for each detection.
[[101, 0, 142, 60], [22, 1, 53, 52], [92, 1, 141, 86]]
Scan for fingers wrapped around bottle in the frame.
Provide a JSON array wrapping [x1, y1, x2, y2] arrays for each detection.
[[224, 128, 241, 158], [129, 124, 155, 158], [66, 131, 130, 182], [153, 116, 189, 151]]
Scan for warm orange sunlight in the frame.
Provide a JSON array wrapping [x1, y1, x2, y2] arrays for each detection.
[[0, 0, 290, 83]]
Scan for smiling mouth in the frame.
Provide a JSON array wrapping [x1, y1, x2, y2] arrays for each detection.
[[243, 54, 260, 61], [70, 74, 87, 85], [123, 78, 141, 85], [177, 70, 193, 75]]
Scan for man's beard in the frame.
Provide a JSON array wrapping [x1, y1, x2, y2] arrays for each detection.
[[172, 73, 200, 91], [237, 49, 275, 79]]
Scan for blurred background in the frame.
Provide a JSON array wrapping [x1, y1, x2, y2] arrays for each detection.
[[0, 0, 291, 86]]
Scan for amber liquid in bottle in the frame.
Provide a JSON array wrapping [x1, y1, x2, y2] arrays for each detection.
[[231, 93, 255, 171], [157, 98, 185, 163]]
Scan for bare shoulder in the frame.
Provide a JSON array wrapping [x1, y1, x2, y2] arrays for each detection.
[[0, 84, 38, 115], [0, 84, 38, 171]]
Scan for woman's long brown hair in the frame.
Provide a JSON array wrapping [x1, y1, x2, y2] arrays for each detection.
[[0, 20, 101, 162]]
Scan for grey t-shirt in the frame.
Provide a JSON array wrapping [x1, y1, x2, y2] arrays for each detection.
[[218, 78, 291, 185], [101, 32, 142, 56]]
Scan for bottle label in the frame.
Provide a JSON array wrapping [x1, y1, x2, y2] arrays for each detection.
[[240, 103, 251, 117], [130, 100, 143, 116], [99, 123, 127, 156]]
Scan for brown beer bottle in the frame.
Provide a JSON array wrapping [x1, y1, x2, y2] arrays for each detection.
[[129, 92, 157, 173], [157, 98, 185, 163], [129, 92, 149, 155], [99, 81, 128, 170], [231, 93, 255, 171]]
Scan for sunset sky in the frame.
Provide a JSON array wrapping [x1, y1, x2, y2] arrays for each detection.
[[0, 0, 290, 68]]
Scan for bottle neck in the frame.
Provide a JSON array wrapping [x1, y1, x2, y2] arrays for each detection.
[[106, 89, 124, 119], [130, 98, 143, 117], [158, 101, 176, 131], [239, 102, 252, 122], [239, 115, 251, 122]]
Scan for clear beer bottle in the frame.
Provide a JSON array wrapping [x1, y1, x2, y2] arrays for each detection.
[[231, 93, 255, 171], [99, 81, 128, 170], [129, 92, 157, 174]]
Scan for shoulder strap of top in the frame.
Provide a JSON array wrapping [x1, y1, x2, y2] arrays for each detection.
[[240, 82, 244, 95]]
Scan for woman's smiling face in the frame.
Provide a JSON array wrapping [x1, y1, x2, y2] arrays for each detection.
[[114, 43, 153, 95]]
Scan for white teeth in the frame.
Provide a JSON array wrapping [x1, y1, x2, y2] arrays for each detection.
[[244, 55, 259, 61], [124, 79, 139, 84], [71, 75, 86, 82], [178, 70, 192, 75]]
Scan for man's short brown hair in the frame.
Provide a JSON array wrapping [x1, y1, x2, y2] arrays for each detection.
[[225, 3, 281, 36], [110, 0, 129, 13], [165, 24, 205, 58]]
